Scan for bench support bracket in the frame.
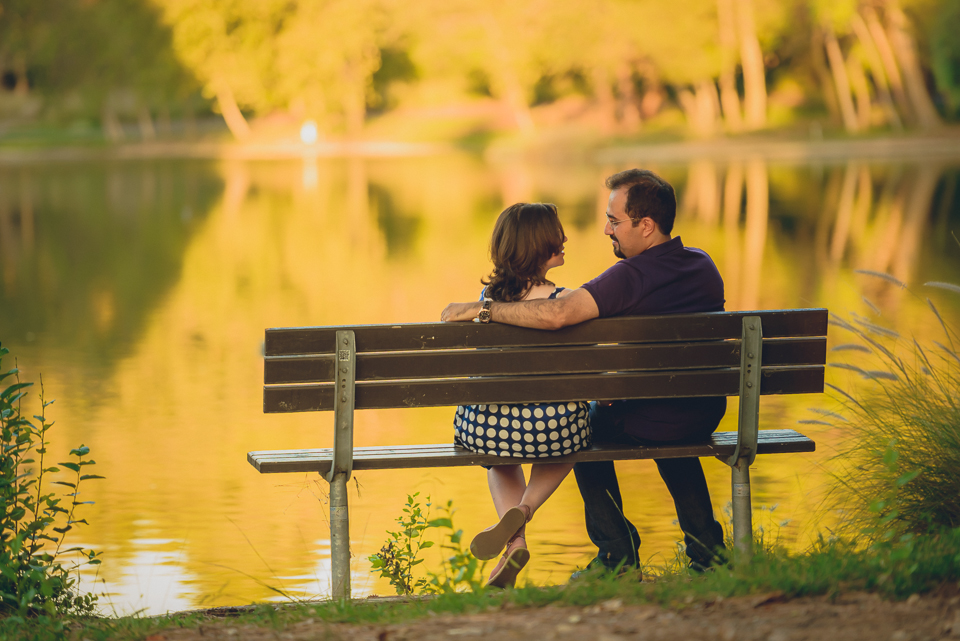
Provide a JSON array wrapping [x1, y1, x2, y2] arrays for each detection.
[[328, 330, 356, 600], [729, 316, 761, 559]]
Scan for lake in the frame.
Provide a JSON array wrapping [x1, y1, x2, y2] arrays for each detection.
[[1, 146, 958, 614]]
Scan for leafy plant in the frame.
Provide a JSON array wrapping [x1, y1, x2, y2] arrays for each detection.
[[0, 343, 103, 617], [425, 499, 485, 594], [812, 274, 960, 538], [370, 495, 487, 596], [368, 492, 435, 595]]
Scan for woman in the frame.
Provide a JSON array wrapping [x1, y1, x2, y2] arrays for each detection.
[[454, 202, 592, 588]]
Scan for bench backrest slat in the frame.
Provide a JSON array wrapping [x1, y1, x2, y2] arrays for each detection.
[[264, 309, 827, 355], [264, 365, 824, 412], [264, 337, 826, 384], [263, 309, 827, 414]]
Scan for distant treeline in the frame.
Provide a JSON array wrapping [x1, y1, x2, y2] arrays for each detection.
[[0, 0, 958, 139]]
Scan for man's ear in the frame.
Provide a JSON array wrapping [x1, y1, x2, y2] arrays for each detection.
[[642, 216, 656, 237]]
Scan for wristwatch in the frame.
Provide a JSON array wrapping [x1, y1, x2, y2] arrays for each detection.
[[477, 299, 493, 324]]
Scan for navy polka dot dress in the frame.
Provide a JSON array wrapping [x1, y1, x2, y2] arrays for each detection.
[[454, 401, 592, 458], [452, 286, 592, 458]]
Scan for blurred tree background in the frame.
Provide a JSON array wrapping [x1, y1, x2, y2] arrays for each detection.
[[0, 0, 958, 142]]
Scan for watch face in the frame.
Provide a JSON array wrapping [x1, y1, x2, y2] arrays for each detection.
[[478, 309, 492, 323]]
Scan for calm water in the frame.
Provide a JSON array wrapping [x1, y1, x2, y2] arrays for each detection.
[[1, 151, 958, 615]]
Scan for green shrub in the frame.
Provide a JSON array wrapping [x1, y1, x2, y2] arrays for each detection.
[[369, 495, 485, 596], [0, 343, 103, 617], [368, 492, 435, 595], [815, 274, 960, 538]]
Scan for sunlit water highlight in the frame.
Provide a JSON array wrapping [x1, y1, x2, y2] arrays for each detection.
[[0, 151, 958, 615]]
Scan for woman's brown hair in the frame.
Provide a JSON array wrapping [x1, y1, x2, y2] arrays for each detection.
[[482, 203, 565, 302]]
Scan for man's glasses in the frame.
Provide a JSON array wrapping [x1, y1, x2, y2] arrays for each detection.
[[607, 217, 631, 231]]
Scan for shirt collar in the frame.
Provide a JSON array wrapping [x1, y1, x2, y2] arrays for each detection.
[[640, 235, 682, 258]]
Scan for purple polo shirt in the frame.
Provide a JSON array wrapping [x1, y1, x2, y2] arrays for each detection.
[[580, 236, 727, 442]]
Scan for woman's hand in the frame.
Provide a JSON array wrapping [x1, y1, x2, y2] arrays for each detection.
[[441, 301, 482, 322]]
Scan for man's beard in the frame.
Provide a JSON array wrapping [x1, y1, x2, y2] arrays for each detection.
[[611, 235, 625, 259]]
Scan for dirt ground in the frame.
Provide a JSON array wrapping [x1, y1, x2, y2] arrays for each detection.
[[141, 590, 960, 641]]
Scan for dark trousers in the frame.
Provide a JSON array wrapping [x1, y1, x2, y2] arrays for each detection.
[[573, 402, 726, 569]]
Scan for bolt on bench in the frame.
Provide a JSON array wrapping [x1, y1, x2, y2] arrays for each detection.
[[249, 309, 827, 600]]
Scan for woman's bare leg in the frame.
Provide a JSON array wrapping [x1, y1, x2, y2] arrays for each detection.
[[519, 462, 575, 516], [487, 465, 526, 517]]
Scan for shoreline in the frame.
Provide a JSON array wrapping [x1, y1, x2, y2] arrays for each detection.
[[1, 131, 959, 165]]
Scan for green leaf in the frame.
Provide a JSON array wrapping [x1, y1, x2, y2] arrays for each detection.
[[428, 518, 453, 528], [60, 462, 80, 472], [420, 541, 435, 549], [896, 470, 921, 487], [70, 445, 90, 457], [79, 475, 105, 481], [0, 382, 33, 400], [51, 481, 76, 489]]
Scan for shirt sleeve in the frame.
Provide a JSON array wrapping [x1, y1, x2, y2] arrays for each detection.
[[580, 262, 645, 318]]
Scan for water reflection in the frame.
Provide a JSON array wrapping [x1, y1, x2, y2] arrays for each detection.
[[0, 152, 958, 614]]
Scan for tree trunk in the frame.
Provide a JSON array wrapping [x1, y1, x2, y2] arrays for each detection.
[[811, 30, 842, 125], [157, 105, 172, 138], [592, 67, 617, 135], [717, 0, 743, 131], [678, 82, 719, 137], [616, 63, 642, 132], [101, 100, 125, 142], [851, 13, 903, 130], [863, 6, 913, 125], [13, 57, 29, 97], [343, 61, 366, 140], [734, 0, 766, 129], [824, 29, 860, 132], [137, 105, 157, 141], [884, 0, 942, 129], [847, 51, 873, 130], [214, 80, 252, 141], [482, 14, 535, 134]]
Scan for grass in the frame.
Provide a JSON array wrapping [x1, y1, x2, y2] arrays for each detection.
[[5, 525, 960, 640], [821, 276, 960, 538]]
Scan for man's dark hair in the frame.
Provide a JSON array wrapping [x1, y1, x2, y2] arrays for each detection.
[[605, 169, 676, 235]]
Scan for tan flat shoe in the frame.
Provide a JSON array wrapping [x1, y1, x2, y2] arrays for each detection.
[[470, 504, 531, 560], [486, 536, 529, 589]]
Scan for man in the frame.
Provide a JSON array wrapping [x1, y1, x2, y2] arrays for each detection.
[[441, 169, 727, 573]]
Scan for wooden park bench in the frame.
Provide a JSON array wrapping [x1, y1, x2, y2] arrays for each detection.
[[248, 309, 827, 599]]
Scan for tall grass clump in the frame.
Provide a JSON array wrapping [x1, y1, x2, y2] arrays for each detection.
[[0, 343, 103, 618], [816, 274, 960, 539]]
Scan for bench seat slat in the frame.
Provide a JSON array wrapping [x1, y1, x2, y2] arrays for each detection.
[[247, 429, 816, 474], [263, 365, 824, 413], [264, 337, 827, 385], [265, 309, 827, 356]]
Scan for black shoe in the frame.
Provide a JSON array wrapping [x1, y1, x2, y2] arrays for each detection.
[[570, 558, 642, 582]]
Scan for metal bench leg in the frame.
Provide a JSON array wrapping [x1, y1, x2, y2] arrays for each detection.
[[328, 329, 356, 601], [727, 316, 761, 561], [330, 472, 351, 600], [731, 457, 752, 559]]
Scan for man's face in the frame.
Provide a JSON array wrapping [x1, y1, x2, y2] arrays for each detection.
[[604, 188, 648, 259]]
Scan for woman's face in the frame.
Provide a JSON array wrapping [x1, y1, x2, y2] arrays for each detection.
[[542, 234, 567, 272]]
